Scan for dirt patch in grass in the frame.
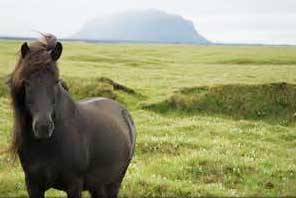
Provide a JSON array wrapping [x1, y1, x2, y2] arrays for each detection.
[[146, 82, 296, 124], [96, 77, 136, 94]]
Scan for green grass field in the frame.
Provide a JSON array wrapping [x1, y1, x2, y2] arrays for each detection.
[[0, 40, 296, 197]]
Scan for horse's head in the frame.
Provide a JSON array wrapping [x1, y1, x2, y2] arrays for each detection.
[[10, 35, 63, 139], [23, 70, 60, 139]]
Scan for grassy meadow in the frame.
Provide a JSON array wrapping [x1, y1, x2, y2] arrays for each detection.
[[0, 40, 296, 197]]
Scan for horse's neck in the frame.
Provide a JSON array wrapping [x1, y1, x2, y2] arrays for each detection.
[[55, 86, 79, 123]]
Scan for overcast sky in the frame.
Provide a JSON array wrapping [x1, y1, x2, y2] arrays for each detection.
[[0, 0, 295, 44]]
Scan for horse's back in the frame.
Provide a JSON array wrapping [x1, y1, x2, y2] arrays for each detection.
[[78, 97, 135, 152], [77, 97, 135, 186]]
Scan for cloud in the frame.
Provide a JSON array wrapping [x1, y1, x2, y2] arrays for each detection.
[[194, 13, 296, 44]]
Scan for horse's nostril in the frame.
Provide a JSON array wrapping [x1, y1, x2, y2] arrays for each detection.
[[36, 121, 54, 133], [49, 121, 54, 131]]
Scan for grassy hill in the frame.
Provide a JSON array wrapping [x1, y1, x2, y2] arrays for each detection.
[[0, 40, 296, 196]]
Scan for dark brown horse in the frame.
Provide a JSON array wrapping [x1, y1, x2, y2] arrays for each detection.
[[6, 34, 136, 198]]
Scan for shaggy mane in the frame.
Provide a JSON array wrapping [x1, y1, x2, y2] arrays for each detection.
[[7, 34, 60, 157]]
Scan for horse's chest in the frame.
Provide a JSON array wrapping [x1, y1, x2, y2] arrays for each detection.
[[19, 151, 59, 178], [21, 154, 81, 190], [19, 145, 88, 182]]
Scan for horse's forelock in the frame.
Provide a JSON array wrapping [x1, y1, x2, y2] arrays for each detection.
[[38, 33, 58, 50]]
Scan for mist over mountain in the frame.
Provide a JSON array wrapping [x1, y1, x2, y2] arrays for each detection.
[[73, 10, 210, 44]]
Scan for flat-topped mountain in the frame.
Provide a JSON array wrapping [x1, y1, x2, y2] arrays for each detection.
[[73, 10, 210, 44]]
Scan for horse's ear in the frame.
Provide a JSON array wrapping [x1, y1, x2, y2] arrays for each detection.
[[51, 42, 63, 61], [21, 42, 30, 58]]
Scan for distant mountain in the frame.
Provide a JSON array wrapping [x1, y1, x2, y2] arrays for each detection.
[[73, 10, 210, 44]]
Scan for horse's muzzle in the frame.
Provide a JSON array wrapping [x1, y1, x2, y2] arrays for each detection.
[[33, 120, 55, 139]]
